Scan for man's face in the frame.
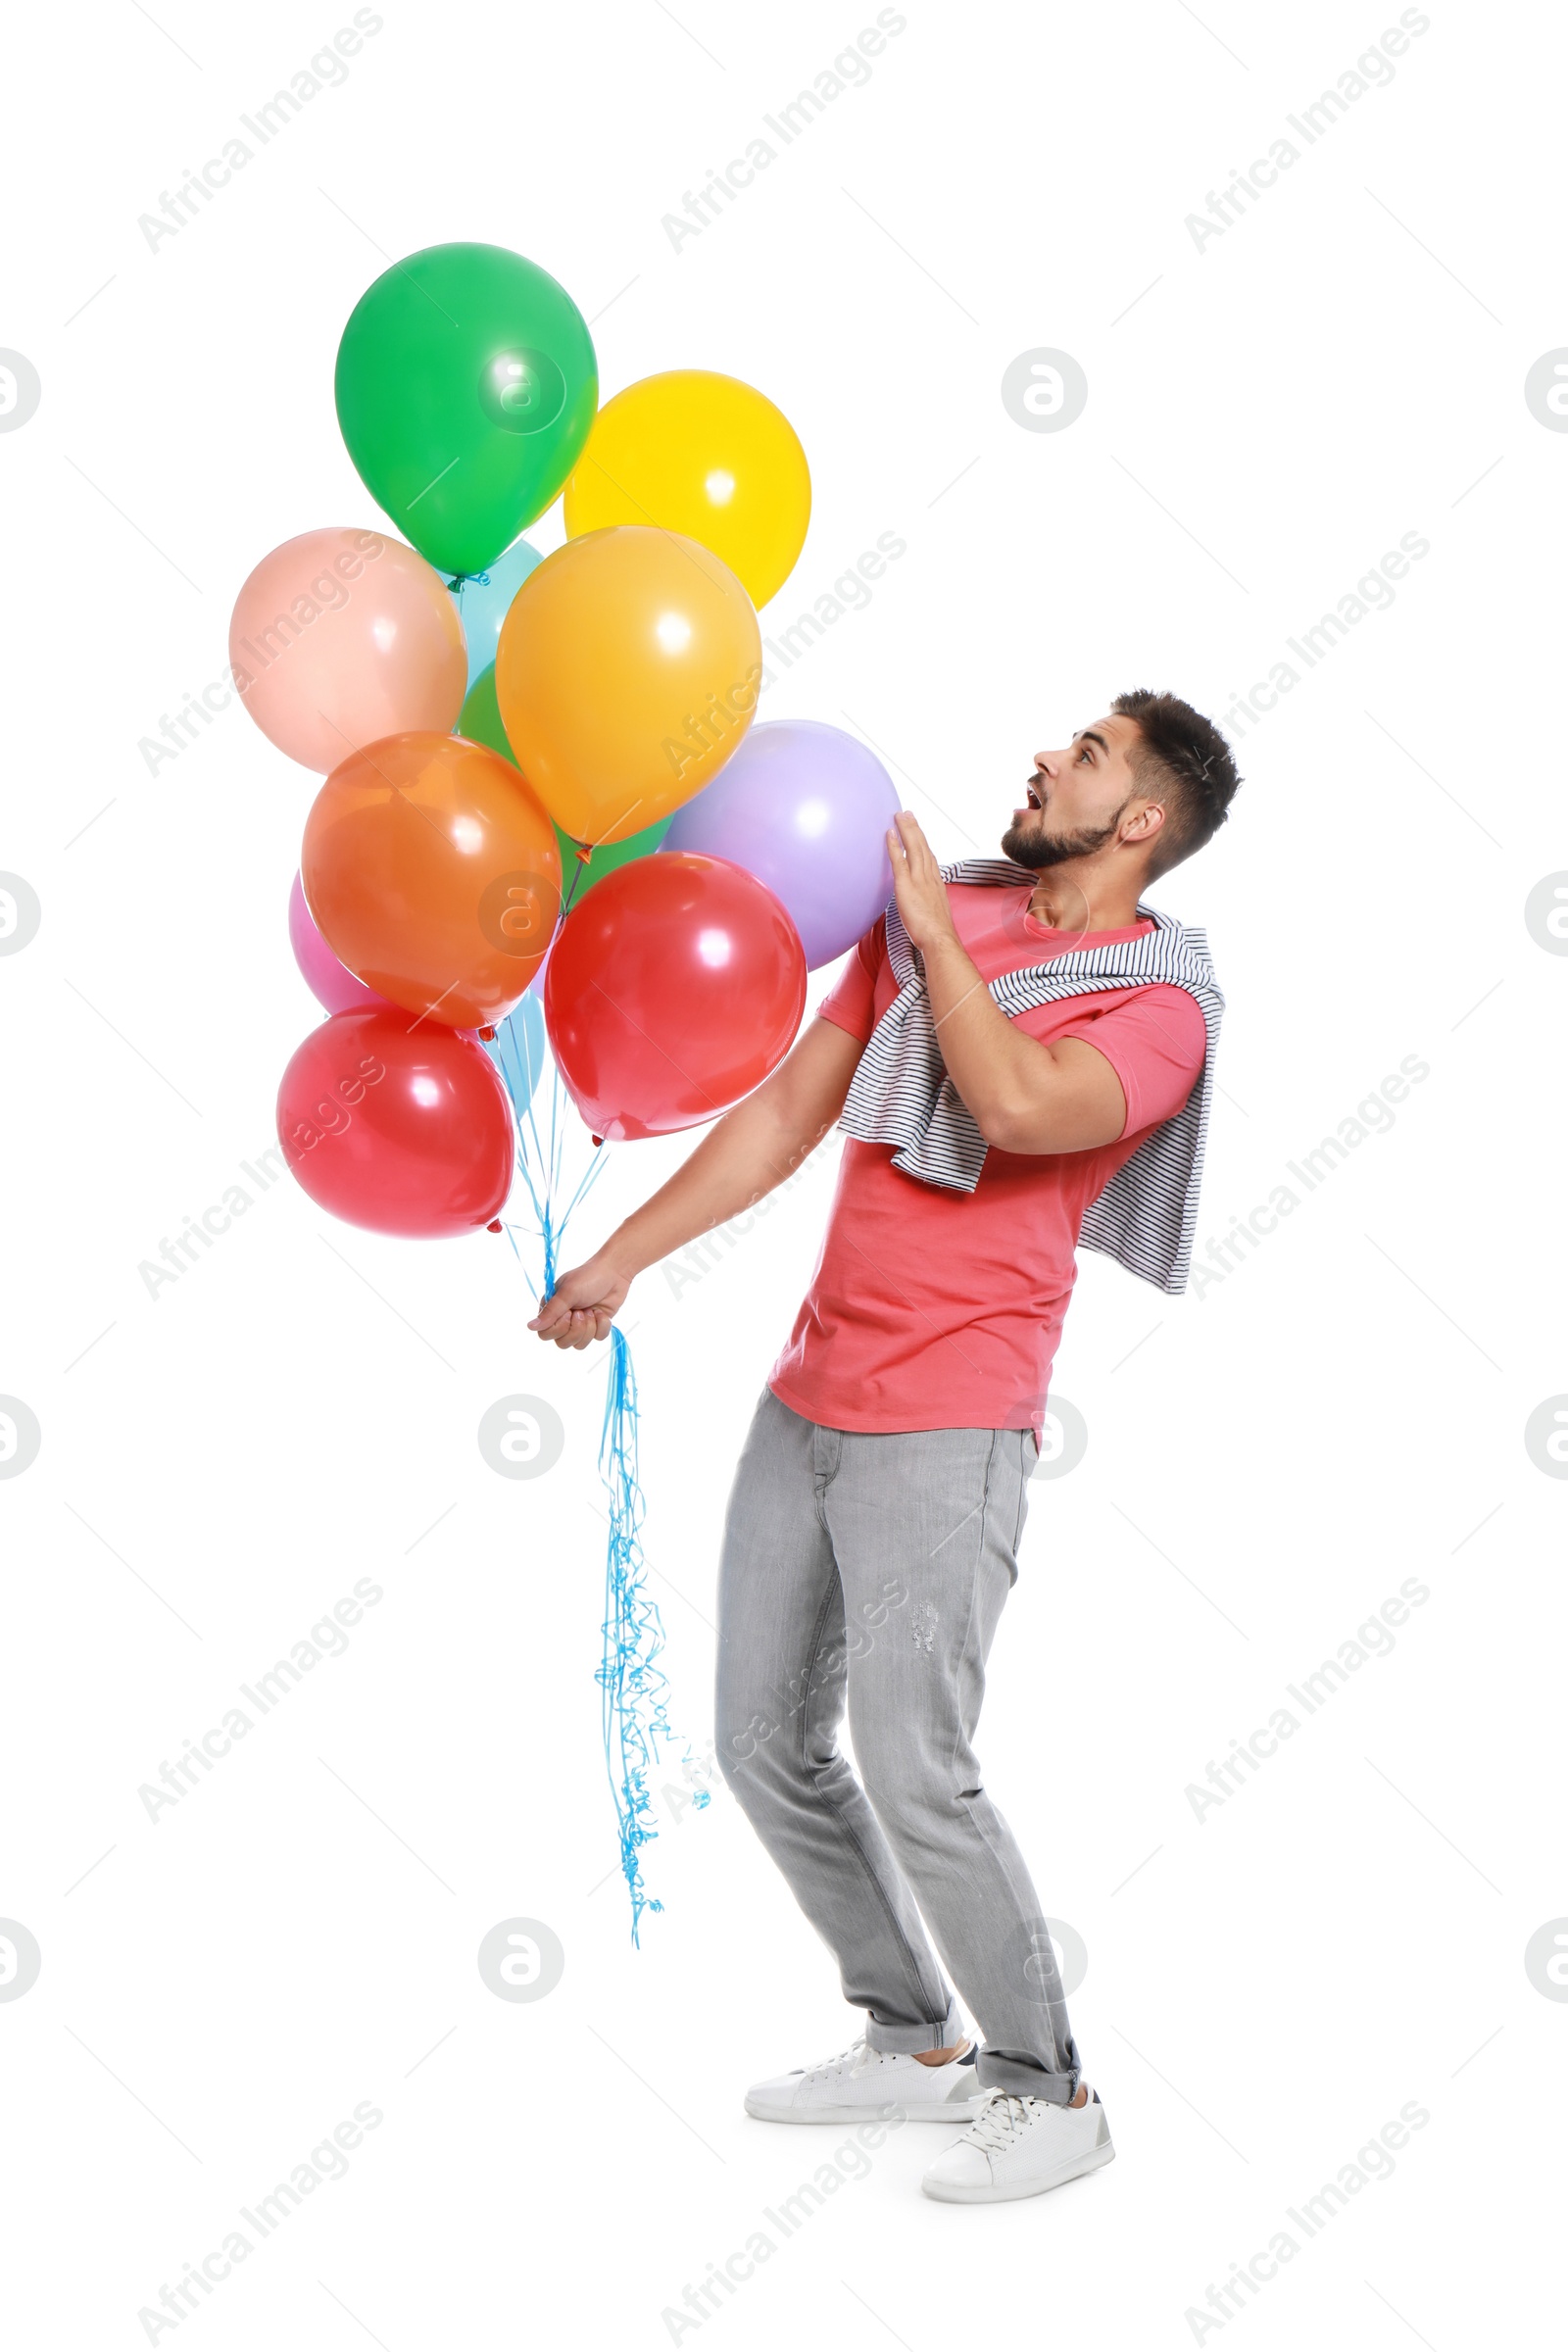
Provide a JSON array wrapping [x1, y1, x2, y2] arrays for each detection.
[[1001, 713, 1151, 869]]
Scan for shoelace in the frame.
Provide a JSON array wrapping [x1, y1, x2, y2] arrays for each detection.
[[964, 2092, 1039, 2151], [803, 2037, 870, 2079]]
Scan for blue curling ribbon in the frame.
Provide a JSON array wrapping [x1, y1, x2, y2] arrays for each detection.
[[484, 994, 694, 1938], [596, 1324, 679, 1944]]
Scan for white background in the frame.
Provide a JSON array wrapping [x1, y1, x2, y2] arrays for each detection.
[[3, 0, 1564, 2343]]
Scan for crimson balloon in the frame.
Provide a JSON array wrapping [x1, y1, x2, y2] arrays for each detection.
[[277, 1007, 514, 1238], [544, 853, 806, 1140]]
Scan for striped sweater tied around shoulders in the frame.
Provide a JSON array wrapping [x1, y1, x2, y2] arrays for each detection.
[[835, 858, 1225, 1297]]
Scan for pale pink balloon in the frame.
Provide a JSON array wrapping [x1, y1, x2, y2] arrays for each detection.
[[288, 871, 389, 1015], [231, 526, 466, 772]]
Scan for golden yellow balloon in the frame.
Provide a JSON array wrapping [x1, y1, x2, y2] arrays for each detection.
[[495, 525, 762, 847], [563, 369, 811, 609]]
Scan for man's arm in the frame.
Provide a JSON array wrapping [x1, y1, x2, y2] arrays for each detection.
[[886, 811, 1131, 1155], [529, 1015, 864, 1349]]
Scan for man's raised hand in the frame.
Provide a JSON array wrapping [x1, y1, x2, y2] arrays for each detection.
[[886, 809, 958, 955]]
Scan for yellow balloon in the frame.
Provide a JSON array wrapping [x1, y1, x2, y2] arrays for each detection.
[[495, 525, 762, 847], [563, 369, 810, 609]]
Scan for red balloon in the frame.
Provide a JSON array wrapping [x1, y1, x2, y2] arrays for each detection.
[[276, 1007, 514, 1238], [544, 853, 807, 1140]]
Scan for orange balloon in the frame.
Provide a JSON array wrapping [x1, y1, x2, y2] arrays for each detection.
[[494, 525, 761, 847], [301, 733, 562, 1028], [230, 527, 466, 772]]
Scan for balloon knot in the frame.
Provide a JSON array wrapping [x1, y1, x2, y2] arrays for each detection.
[[574, 846, 594, 865], [487, 1218, 503, 1232], [477, 1024, 497, 1040], [591, 1135, 604, 1148]]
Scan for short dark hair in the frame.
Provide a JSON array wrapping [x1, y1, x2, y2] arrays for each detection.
[[1111, 688, 1241, 879]]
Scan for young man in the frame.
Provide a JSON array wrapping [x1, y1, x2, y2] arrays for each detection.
[[530, 688, 1238, 2203]]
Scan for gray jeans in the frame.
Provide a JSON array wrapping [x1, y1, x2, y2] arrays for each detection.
[[714, 1386, 1082, 2103]]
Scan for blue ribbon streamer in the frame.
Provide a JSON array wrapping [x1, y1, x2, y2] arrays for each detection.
[[596, 1324, 680, 1944], [487, 995, 695, 1939]]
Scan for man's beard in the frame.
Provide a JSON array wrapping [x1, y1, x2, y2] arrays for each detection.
[[1000, 808, 1124, 869]]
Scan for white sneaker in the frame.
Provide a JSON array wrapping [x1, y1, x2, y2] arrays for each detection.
[[921, 2087, 1116, 2202], [744, 2035, 987, 2125]]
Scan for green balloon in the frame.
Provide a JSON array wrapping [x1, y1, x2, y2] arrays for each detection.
[[554, 815, 675, 899], [335, 243, 597, 578], [458, 667, 671, 892], [458, 661, 515, 762]]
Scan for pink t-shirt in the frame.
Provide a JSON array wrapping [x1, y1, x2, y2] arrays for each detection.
[[767, 885, 1207, 1439]]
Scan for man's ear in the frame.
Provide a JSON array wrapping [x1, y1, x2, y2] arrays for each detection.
[[1119, 799, 1166, 848]]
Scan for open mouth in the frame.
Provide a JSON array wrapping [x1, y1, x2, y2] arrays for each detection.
[[1025, 779, 1045, 809]]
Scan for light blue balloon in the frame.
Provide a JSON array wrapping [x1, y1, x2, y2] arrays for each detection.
[[454, 537, 544, 686], [482, 988, 548, 1119]]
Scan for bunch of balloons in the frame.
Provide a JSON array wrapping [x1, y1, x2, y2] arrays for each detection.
[[233, 238, 902, 1240], [234, 239, 908, 1941]]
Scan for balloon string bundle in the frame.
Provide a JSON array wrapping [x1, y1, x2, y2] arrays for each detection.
[[488, 981, 697, 1941], [488, 1004, 602, 1295]]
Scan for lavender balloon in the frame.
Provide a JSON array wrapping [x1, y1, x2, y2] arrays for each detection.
[[662, 720, 898, 969]]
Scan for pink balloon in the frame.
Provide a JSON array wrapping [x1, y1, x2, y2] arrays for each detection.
[[288, 871, 389, 1015], [230, 527, 466, 772]]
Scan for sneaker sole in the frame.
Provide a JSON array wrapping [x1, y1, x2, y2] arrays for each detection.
[[745, 2094, 989, 2126], [921, 2132, 1117, 2203]]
